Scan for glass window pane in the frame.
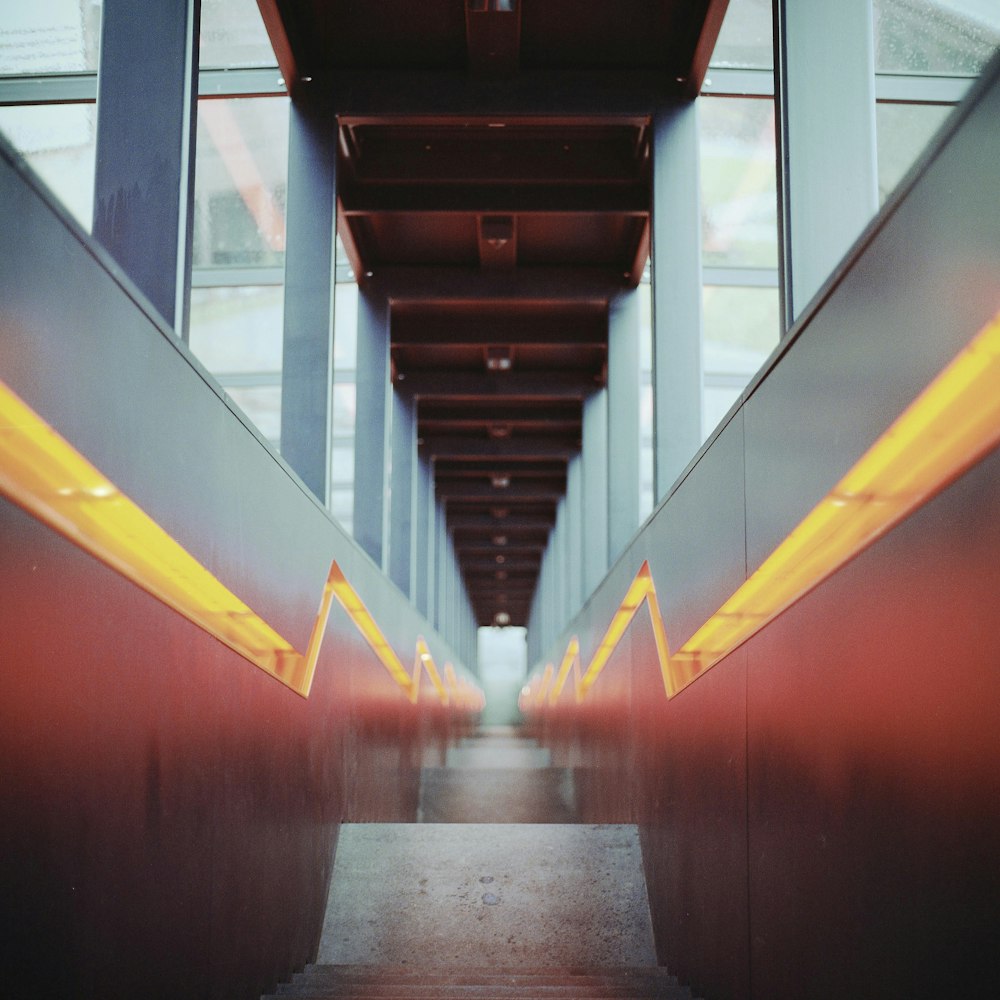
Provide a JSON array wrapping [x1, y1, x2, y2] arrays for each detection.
[[640, 380, 653, 518], [188, 285, 284, 372], [192, 97, 289, 270], [0, 104, 96, 229], [875, 102, 953, 203], [638, 284, 653, 518], [703, 284, 780, 361], [710, 0, 774, 70], [703, 384, 744, 436], [1, 0, 102, 75], [329, 487, 353, 534], [200, 0, 277, 69], [699, 97, 778, 269], [702, 284, 779, 438], [331, 442, 354, 484], [332, 383, 356, 438], [334, 282, 359, 371], [874, 0, 1000, 76], [226, 385, 281, 446]]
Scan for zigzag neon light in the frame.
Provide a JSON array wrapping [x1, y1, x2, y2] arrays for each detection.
[[525, 309, 1000, 707], [0, 378, 482, 709]]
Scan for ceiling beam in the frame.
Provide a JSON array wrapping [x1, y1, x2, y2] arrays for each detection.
[[366, 265, 627, 302], [340, 185, 649, 215], [393, 316, 605, 347], [254, 1, 300, 93], [421, 435, 579, 460], [448, 512, 555, 530], [466, 0, 521, 77], [462, 556, 541, 571], [684, 0, 732, 98], [329, 70, 675, 118], [437, 480, 565, 501], [400, 371, 598, 398]]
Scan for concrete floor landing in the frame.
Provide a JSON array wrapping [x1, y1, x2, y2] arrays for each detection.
[[418, 728, 578, 823], [317, 823, 657, 968]]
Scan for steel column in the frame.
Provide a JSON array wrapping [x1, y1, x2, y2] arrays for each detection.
[[388, 388, 416, 596], [650, 101, 704, 500], [607, 289, 641, 564], [281, 93, 337, 503], [352, 283, 391, 565], [93, 0, 200, 333], [566, 454, 584, 617], [582, 389, 610, 595], [414, 451, 433, 617], [775, 0, 878, 326]]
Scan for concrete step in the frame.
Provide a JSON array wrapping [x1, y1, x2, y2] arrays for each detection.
[[267, 967, 693, 1000], [418, 767, 577, 823], [316, 824, 657, 969], [297, 966, 681, 985]]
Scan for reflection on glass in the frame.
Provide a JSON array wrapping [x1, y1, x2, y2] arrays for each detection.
[[876, 102, 953, 203], [200, 0, 277, 69], [193, 97, 289, 269], [710, 0, 773, 69], [699, 97, 778, 268], [874, 0, 1000, 76], [0, 0, 102, 75], [0, 104, 96, 229]]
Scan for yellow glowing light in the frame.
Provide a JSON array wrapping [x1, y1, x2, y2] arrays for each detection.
[[533, 310, 1000, 705], [549, 637, 580, 704], [534, 662, 555, 707], [0, 378, 336, 696], [0, 378, 485, 709]]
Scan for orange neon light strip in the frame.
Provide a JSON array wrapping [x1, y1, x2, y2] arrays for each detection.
[[529, 309, 1000, 705], [0, 379, 482, 708], [0, 378, 331, 696]]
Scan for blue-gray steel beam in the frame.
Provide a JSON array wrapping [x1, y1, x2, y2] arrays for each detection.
[[775, 0, 878, 327], [582, 388, 609, 595], [414, 451, 433, 617], [556, 498, 568, 629], [281, 92, 337, 503], [607, 289, 641, 564], [566, 455, 583, 616], [92, 0, 200, 333], [388, 388, 416, 596], [353, 284, 392, 565], [434, 502, 447, 633], [651, 102, 704, 501]]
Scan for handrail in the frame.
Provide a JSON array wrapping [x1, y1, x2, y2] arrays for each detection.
[[523, 309, 1000, 708], [0, 377, 483, 709]]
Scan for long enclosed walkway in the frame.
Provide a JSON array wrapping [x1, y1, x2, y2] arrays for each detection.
[[271, 728, 696, 997]]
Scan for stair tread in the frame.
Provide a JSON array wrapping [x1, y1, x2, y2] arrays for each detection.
[[318, 825, 655, 968], [270, 965, 689, 999], [300, 966, 678, 980]]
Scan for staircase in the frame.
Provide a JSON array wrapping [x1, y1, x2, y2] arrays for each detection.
[[261, 728, 700, 1000]]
